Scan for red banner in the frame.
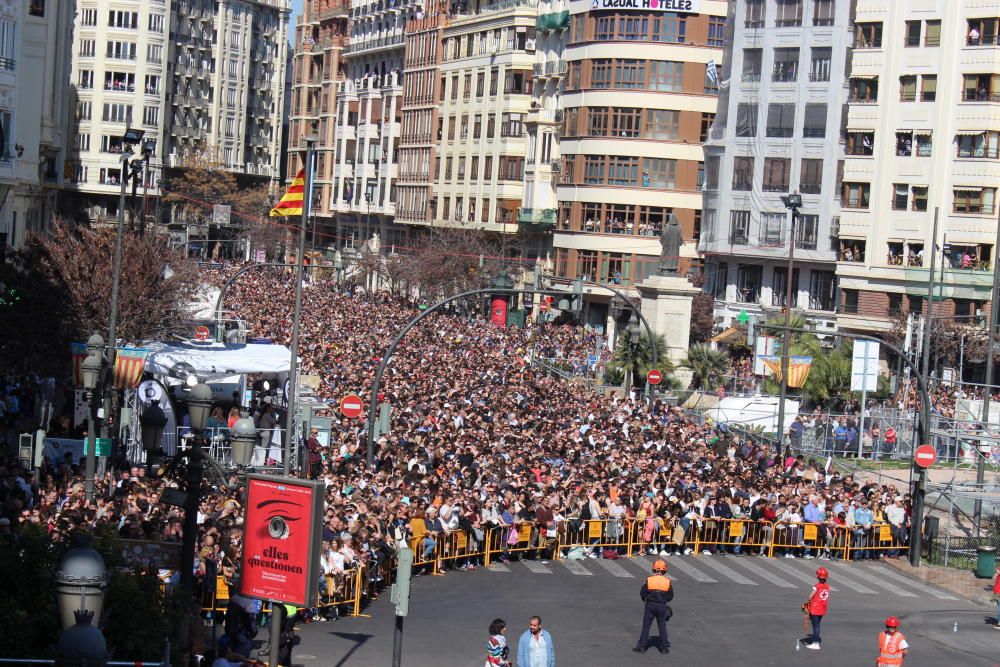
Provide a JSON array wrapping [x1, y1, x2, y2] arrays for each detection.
[[240, 475, 323, 607], [491, 297, 508, 327]]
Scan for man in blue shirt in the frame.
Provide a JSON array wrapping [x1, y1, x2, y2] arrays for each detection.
[[833, 420, 849, 456], [852, 499, 874, 560]]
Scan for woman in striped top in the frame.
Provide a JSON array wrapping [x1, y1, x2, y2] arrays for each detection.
[[485, 618, 511, 667]]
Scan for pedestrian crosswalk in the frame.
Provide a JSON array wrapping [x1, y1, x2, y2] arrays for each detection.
[[486, 554, 956, 600]]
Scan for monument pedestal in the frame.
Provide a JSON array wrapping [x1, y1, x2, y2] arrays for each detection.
[[637, 273, 700, 368]]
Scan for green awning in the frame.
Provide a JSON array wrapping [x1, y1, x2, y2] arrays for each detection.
[[536, 10, 570, 31]]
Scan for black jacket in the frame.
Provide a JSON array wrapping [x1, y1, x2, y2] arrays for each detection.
[[640, 575, 675, 605]]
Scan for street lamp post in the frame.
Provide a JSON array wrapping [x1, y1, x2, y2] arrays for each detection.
[[180, 383, 212, 596], [54, 540, 109, 667], [82, 345, 103, 502], [775, 192, 802, 450], [229, 415, 258, 473], [139, 400, 167, 471]]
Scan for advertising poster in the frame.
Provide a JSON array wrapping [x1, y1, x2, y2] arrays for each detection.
[[239, 475, 323, 607]]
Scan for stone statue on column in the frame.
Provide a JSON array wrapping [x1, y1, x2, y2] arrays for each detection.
[[658, 212, 682, 275]]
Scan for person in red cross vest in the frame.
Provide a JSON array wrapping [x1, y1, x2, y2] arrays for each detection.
[[876, 616, 908, 666], [801, 567, 830, 650]]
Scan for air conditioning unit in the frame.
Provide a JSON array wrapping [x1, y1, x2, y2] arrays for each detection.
[[525, 38, 536, 52]]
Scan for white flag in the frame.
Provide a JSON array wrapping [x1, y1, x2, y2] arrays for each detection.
[[824, 456, 832, 474]]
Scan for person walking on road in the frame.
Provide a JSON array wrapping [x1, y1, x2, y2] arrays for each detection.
[[486, 618, 511, 667], [800, 567, 830, 650], [876, 616, 908, 666], [517, 615, 555, 667], [992, 562, 1000, 629], [633, 559, 674, 654]]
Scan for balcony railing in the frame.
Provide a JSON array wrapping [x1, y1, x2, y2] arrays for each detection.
[[808, 71, 830, 82]]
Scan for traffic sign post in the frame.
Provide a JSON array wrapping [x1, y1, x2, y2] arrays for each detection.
[[539, 302, 550, 313], [340, 394, 364, 419], [647, 369, 663, 385], [914, 444, 936, 468]]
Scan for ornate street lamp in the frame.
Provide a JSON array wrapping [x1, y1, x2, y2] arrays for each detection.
[[139, 400, 167, 464], [81, 354, 101, 393], [85, 333, 105, 357], [229, 416, 258, 471], [186, 382, 213, 432], [53, 612, 108, 667], [54, 541, 109, 632]]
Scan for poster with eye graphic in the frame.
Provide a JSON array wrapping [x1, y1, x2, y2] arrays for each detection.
[[239, 474, 324, 606]]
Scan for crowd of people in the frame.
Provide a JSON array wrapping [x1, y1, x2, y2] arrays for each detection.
[[0, 261, 930, 663]]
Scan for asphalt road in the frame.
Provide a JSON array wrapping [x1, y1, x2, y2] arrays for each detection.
[[291, 554, 998, 667]]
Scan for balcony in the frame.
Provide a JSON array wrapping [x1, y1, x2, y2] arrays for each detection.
[[345, 33, 404, 55], [319, 2, 349, 20], [517, 208, 556, 231]]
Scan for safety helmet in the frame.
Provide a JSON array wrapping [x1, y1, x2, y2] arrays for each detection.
[[815, 567, 829, 579], [652, 559, 668, 572], [884, 616, 900, 628]]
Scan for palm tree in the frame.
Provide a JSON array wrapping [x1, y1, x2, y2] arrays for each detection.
[[685, 343, 730, 391], [612, 331, 670, 388], [762, 311, 822, 356]]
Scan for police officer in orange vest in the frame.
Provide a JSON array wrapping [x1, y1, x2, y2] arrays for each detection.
[[876, 616, 909, 666], [633, 559, 674, 654], [801, 567, 830, 650]]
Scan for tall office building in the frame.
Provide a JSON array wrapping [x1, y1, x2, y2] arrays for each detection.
[[0, 0, 74, 251], [700, 0, 849, 334], [837, 1, 998, 333], [65, 0, 289, 226], [520, 0, 727, 326]]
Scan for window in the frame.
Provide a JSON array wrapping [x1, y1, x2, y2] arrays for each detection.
[[147, 44, 162, 64], [225, 117, 235, 138], [803, 104, 826, 137], [772, 267, 799, 307], [620, 16, 648, 40], [892, 184, 909, 210], [956, 131, 1000, 159], [106, 41, 136, 60], [904, 20, 921, 47], [953, 187, 996, 214], [742, 49, 762, 82], [729, 210, 750, 244], [924, 20, 941, 46], [732, 156, 753, 190], [766, 103, 795, 137], [476, 72, 484, 96], [79, 70, 93, 89], [29, 0, 44, 17], [591, 59, 611, 88], [450, 75, 458, 100], [644, 158, 675, 188], [108, 11, 138, 29], [584, 155, 603, 184], [653, 14, 686, 42], [647, 109, 679, 139], [463, 73, 472, 98], [708, 17, 726, 46], [76, 101, 91, 121], [595, 15, 615, 40], [611, 108, 641, 137], [75, 133, 90, 151], [649, 61, 682, 91], [473, 115, 482, 139], [809, 47, 831, 82], [888, 293, 904, 316], [921, 75, 936, 101], [760, 213, 785, 246], [608, 156, 639, 185], [500, 113, 524, 137], [912, 186, 928, 211], [587, 107, 608, 136], [737, 264, 763, 303], [736, 103, 757, 137], [775, 0, 803, 27], [915, 133, 932, 157], [102, 103, 131, 123], [845, 131, 874, 155], [797, 215, 818, 250], [700, 112, 715, 141], [809, 270, 836, 311], [842, 182, 871, 209], [78, 39, 95, 57], [148, 14, 163, 33], [842, 289, 859, 314], [225, 86, 236, 106], [963, 73, 1000, 101], [854, 22, 882, 48], [145, 75, 160, 95], [813, 0, 835, 26], [899, 75, 917, 101], [745, 0, 765, 28], [490, 68, 499, 95], [80, 8, 97, 25], [772, 48, 799, 82], [143, 105, 158, 126], [849, 77, 878, 102], [763, 158, 790, 192], [800, 159, 823, 193], [614, 60, 645, 89], [896, 131, 913, 156]]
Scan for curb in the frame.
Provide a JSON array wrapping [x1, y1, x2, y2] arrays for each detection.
[[882, 557, 995, 607]]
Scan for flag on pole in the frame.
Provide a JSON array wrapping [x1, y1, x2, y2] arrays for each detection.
[[112, 348, 150, 389], [760, 355, 814, 388], [706, 59, 719, 85], [269, 169, 305, 217], [70, 342, 88, 387]]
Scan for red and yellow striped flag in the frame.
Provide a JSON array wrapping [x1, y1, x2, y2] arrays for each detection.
[[269, 169, 305, 217]]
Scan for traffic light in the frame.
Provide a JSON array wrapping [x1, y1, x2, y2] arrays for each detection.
[[572, 278, 583, 315]]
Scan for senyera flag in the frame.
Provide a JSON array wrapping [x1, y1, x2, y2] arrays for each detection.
[[760, 355, 813, 388], [113, 348, 151, 389], [71, 342, 88, 387], [269, 169, 305, 217]]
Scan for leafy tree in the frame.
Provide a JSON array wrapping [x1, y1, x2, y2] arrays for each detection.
[[0, 219, 200, 373], [685, 343, 730, 391], [689, 292, 717, 344], [611, 331, 670, 388]]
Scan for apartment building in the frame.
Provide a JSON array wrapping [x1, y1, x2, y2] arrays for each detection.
[[288, 0, 349, 248], [326, 0, 422, 252], [700, 0, 849, 334], [65, 0, 289, 226], [838, 1, 999, 333], [520, 0, 726, 325], [0, 0, 74, 251]]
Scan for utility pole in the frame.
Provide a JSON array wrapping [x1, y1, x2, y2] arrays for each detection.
[[283, 137, 317, 475], [776, 194, 801, 450], [912, 207, 939, 567], [975, 206, 1000, 534]]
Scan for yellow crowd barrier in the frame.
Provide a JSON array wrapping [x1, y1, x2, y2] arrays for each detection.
[[845, 522, 908, 559], [690, 518, 773, 555]]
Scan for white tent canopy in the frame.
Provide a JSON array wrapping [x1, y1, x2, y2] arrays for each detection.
[[143, 341, 296, 380]]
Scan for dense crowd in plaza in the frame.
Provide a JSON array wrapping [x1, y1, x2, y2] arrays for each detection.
[[0, 261, 926, 661]]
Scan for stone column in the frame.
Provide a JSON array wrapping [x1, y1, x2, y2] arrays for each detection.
[[636, 273, 701, 368]]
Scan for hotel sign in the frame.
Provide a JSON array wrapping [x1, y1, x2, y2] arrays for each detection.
[[590, 0, 700, 12]]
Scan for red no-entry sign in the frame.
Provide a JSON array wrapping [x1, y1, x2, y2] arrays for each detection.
[[648, 369, 663, 385], [914, 444, 937, 468], [539, 301, 550, 312], [340, 394, 364, 419]]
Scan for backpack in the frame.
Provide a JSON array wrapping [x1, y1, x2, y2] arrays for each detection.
[[602, 548, 620, 560]]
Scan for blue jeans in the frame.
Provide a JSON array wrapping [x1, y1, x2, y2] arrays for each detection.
[[421, 537, 436, 560], [805, 615, 822, 644]]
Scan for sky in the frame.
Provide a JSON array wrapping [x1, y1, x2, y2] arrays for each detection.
[[291, 0, 302, 27]]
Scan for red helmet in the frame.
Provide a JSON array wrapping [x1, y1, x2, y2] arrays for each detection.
[[653, 559, 668, 572], [885, 616, 900, 628], [815, 567, 829, 579]]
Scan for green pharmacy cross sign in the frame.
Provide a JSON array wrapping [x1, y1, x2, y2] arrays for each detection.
[[737, 310, 750, 325]]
